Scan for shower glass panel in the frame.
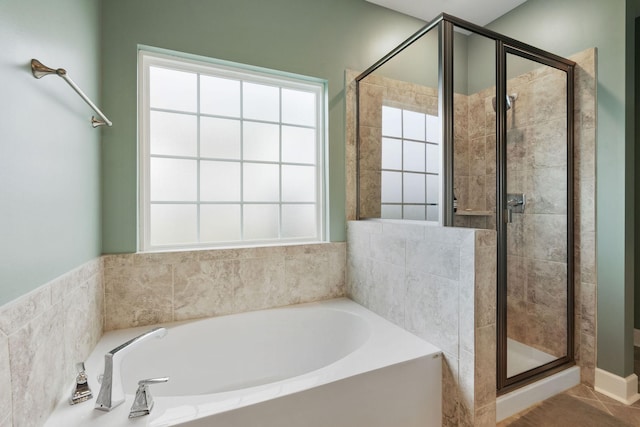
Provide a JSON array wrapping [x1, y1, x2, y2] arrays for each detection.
[[453, 28, 496, 229], [357, 26, 441, 221], [355, 14, 576, 395], [503, 51, 571, 382]]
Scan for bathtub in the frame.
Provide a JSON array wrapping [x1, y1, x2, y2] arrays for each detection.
[[45, 298, 442, 427]]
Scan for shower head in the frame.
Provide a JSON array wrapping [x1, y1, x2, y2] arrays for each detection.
[[491, 94, 517, 113]]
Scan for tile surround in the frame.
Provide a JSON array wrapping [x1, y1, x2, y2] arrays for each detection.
[[0, 242, 346, 427], [0, 258, 104, 427], [103, 243, 346, 330], [347, 220, 497, 427]]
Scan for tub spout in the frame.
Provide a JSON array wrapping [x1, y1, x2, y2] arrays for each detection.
[[95, 327, 168, 411]]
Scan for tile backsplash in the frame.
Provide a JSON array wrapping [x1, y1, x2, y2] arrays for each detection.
[[103, 243, 346, 330]]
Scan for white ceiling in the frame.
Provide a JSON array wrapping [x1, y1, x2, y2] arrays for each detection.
[[366, 0, 528, 27]]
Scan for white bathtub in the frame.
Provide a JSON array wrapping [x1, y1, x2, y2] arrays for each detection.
[[45, 298, 442, 427]]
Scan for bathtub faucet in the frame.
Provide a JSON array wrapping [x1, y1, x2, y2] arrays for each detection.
[[95, 327, 168, 411]]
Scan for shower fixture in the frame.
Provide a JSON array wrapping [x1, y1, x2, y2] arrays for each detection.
[[492, 93, 518, 113], [30, 59, 112, 128]]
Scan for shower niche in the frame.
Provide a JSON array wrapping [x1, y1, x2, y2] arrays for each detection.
[[355, 14, 575, 394]]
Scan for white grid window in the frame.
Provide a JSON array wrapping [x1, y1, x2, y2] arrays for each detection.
[[139, 50, 326, 251], [380, 106, 440, 221]]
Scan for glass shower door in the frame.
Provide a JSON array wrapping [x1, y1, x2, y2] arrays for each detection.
[[500, 49, 574, 389]]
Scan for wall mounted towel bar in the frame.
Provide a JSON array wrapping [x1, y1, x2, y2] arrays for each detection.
[[31, 59, 112, 128]]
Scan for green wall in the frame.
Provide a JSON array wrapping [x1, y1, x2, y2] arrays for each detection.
[[0, 0, 102, 306], [100, 0, 425, 253], [486, 0, 632, 377]]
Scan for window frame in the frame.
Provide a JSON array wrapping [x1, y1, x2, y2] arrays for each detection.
[[138, 49, 327, 252]]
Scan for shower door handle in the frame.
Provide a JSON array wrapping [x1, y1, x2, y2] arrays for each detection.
[[505, 193, 525, 223]]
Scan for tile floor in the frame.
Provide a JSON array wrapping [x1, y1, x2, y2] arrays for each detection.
[[498, 347, 640, 426]]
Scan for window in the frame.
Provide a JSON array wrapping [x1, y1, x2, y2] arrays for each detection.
[[139, 50, 326, 251], [380, 106, 440, 221]]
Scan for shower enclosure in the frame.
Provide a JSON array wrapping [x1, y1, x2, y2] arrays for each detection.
[[355, 14, 575, 394]]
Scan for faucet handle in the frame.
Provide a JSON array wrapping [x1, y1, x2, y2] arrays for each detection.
[[128, 377, 169, 418], [69, 362, 93, 405]]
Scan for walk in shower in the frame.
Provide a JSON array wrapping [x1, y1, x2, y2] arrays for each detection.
[[354, 14, 575, 395]]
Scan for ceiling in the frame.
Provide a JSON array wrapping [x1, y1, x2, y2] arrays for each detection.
[[365, 0, 528, 27]]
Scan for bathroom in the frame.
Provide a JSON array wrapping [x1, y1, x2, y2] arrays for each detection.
[[0, 0, 638, 426]]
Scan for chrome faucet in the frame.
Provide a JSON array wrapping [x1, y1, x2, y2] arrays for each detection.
[[95, 327, 168, 411]]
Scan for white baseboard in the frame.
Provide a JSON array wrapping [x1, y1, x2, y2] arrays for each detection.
[[634, 329, 640, 347], [594, 368, 640, 405]]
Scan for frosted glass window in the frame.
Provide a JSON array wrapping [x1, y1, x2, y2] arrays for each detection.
[[150, 204, 197, 246], [382, 138, 402, 170], [404, 173, 426, 204], [426, 144, 439, 174], [244, 163, 279, 202], [381, 171, 402, 203], [404, 205, 426, 221], [200, 117, 241, 159], [404, 141, 426, 172], [282, 165, 315, 202], [282, 126, 315, 164], [243, 204, 279, 240], [403, 110, 425, 141], [200, 75, 240, 117], [149, 67, 197, 112], [140, 51, 324, 250], [150, 111, 197, 157], [243, 82, 279, 122], [200, 161, 240, 201], [282, 205, 316, 238], [382, 106, 402, 138], [426, 174, 439, 204], [150, 158, 197, 201], [381, 205, 402, 219], [200, 204, 241, 242], [426, 114, 440, 144], [243, 122, 279, 162], [282, 88, 315, 127]]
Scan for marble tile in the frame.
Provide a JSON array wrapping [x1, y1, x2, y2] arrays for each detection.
[[237, 256, 288, 311], [104, 264, 173, 330], [406, 239, 460, 280], [134, 250, 199, 266], [475, 402, 496, 427], [0, 285, 52, 336], [458, 349, 475, 421], [173, 259, 238, 320], [0, 332, 11, 427], [369, 232, 405, 266], [367, 261, 405, 327], [63, 274, 104, 381], [468, 175, 486, 211], [526, 259, 568, 310], [530, 166, 568, 215], [530, 214, 567, 263], [475, 324, 496, 409], [469, 137, 486, 176], [284, 250, 345, 305], [442, 353, 461, 427], [475, 245, 497, 328], [0, 414, 10, 427], [530, 119, 567, 169], [405, 269, 459, 356], [9, 304, 65, 427]]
